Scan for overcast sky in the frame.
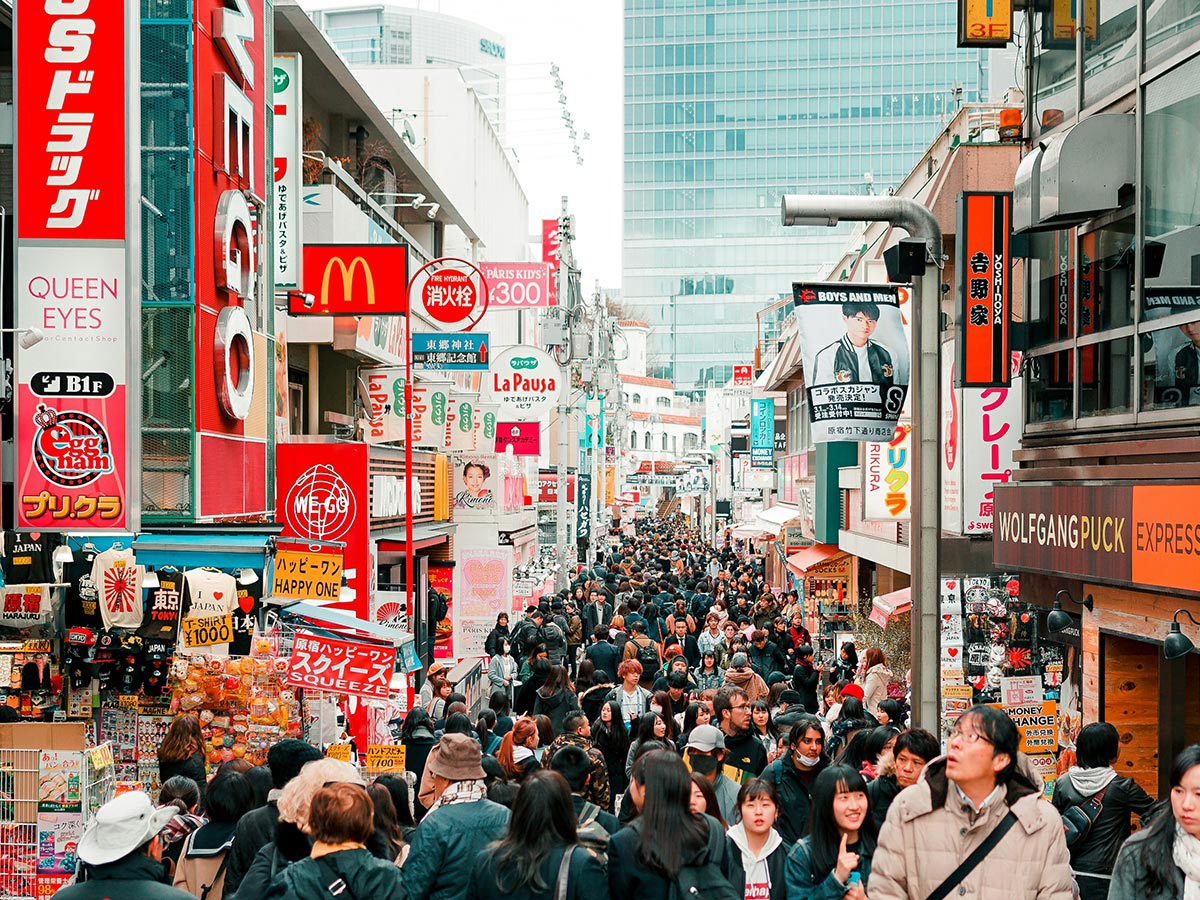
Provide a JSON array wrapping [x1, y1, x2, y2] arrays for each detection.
[[305, 0, 624, 291]]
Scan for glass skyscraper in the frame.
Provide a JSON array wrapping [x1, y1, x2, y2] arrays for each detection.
[[622, 0, 987, 391]]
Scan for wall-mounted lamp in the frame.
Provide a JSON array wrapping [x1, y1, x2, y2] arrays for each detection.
[[1164, 609, 1200, 660], [1047, 589, 1093, 633]]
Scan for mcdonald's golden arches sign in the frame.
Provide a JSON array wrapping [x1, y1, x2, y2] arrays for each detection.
[[294, 244, 410, 315]]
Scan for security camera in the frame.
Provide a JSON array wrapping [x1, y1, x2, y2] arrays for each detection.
[[426, 202, 440, 220], [288, 290, 315, 309]]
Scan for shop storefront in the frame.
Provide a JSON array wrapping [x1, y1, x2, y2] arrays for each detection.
[[994, 482, 1200, 794], [785, 545, 854, 648]]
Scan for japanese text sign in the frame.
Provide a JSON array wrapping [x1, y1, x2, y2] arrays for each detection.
[[181, 614, 234, 649], [750, 398, 774, 468], [273, 55, 303, 288], [365, 744, 406, 772], [485, 345, 558, 420], [863, 422, 911, 521], [542, 220, 560, 304], [271, 548, 344, 602], [412, 332, 489, 370], [958, 193, 1012, 387], [480, 262, 555, 308], [496, 421, 541, 456], [733, 365, 753, 387], [287, 631, 395, 700], [991, 701, 1058, 753], [961, 371, 1022, 534]]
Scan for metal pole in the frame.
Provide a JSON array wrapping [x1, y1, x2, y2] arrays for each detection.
[[554, 197, 571, 592], [591, 300, 602, 570], [780, 194, 944, 731]]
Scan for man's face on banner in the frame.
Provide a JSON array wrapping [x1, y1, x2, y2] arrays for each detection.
[[843, 310, 878, 347]]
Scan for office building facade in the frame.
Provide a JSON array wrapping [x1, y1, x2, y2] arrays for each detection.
[[622, 0, 987, 390]]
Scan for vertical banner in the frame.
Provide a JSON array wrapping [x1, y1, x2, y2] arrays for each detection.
[[958, 192, 1012, 387], [16, 0, 137, 530], [750, 398, 774, 468], [273, 54, 302, 288], [863, 421, 912, 521], [960, 370, 1023, 534], [577, 474, 592, 543], [455, 547, 514, 656], [429, 563, 454, 660], [542, 219, 561, 305], [792, 283, 910, 443]]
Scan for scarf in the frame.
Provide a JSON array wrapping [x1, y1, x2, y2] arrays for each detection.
[[1175, 822, 1200, 900], [1066, 765, 1117, 796], [427, 778, 487, 814]]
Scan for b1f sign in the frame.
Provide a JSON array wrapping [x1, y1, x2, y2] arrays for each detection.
[[15, 0, 138, 530]]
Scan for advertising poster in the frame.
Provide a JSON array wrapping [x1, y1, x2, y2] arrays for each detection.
[[37, 752, 81, 813], [36, 813, 83, 874], [453, 453, 498, 521], [429, 563, 454, 661], [863, 421, 912, 521], [496, 421, 540, 456], [792, 282, 910, 442], [286, 631, 394, 700], [749, 398, 774, 468], [456, 547, 515, 656], [479, 262, 555, 309]]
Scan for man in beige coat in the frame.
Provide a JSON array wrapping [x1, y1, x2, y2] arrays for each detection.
[[870, 705, 1075, 900]]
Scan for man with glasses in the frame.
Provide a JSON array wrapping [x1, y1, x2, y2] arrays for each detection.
[[713, 685, 768, 780], [812, 300, 895, 387], [870, 705, 1073, 900]]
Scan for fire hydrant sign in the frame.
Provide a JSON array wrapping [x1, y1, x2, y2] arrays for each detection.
[[272, 548, 344, 602], [411, 259, 488, 332], [286, 631, 394, 699], [366, 744, 406, 772]]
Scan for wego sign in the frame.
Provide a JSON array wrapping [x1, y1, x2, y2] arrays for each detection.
[[295, 244, 410, 315]]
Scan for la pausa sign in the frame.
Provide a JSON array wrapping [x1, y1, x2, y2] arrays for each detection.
[[487, 346, 557, 419]]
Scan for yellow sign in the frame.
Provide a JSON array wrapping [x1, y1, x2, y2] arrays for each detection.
[[942, 684, 974, 719], [272, 548, 344, 602], [958, 0, 1012, 46], [1048, 0, 1098, 45], [181, 613, 234, 648], [118, 694, 140, 710], [990, 700, 1059, 754], [88, 744, 115, 771], [326, 743, 352, 762], [366, 744, 406, 772]]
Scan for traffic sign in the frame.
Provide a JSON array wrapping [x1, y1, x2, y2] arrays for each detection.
[[409, 257, 488, 331], [412, 332, 489, 370]]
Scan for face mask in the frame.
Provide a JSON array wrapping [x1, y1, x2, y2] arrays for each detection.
[[797, 753, 821, 768], [650, 704, 662, 714], [689, 753, 721, 775]]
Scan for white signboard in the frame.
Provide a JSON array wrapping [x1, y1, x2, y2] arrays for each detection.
[[484, 345, 558, 420], [273, 55, 302, 288], [363, 369, 454, 449], [793, 282, 910, 442], [940, 341, 963, 534], [862, 420, 911, 521]]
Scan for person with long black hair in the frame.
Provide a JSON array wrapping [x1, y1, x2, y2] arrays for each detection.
[[607, 749, 737, 900], [1108, 743, 1200, 899], [728, 779, 788, 900], [466, 771, 606, 900], [784, 765, 875, 900], [592, 700, 631, 809], [625, 712, 677, 777]]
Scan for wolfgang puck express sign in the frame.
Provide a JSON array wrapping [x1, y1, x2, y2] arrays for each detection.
[[993, 483, 1200, 593]]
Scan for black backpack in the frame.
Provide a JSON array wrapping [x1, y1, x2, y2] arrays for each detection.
[[636, 818, 738, 900], [635, 638, 660, 672]]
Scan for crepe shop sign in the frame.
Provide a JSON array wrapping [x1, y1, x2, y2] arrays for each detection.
[[285, 631, 394, 699]]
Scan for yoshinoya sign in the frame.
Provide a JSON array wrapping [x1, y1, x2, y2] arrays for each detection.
[[994, 482, 1200, 595], [16, 0, 138, 530], [479, 262, 555, 308], [485, 345, 558, 420], [957, 193, 1012, 388], [792, 282, 910, 443]]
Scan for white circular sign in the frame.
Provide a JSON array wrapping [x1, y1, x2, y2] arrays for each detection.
[[214, 304, 255, 420], [484, 345, 558, 420]]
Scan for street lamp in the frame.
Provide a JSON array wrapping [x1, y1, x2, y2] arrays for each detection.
[[780, 193, 943, 729]]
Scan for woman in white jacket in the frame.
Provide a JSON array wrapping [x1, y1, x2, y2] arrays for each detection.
[[727, 778, 789, 900], [859, 646, 892, 719], [487, 639, 518, 701]]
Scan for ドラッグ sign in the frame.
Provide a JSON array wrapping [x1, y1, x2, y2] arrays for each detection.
[[485, 345, 558, 420]]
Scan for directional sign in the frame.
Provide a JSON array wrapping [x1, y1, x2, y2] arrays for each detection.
[[412, 333, 489, 370]]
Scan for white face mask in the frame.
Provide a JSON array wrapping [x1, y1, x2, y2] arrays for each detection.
[[797, 754, 821, 768], [649, 704, 662, 714]]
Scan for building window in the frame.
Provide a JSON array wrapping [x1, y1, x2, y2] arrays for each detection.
[[630, 429, 636, 449], [633, 393, 642, 405], [656, 396, 671, 408], [644, 431, 652, 449], [662, 432, 669, 451]]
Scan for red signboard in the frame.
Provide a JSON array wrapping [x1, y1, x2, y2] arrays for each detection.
[[537, 470, 575, 504], [420, 268, 480, 325], [542, 219, 561, 305], [295, 244, 409, 315], [495, 421, 541, 456], [286, 630, 394, 699], [276, 442, 369, 618], [732, 365, 753, 387], [479, 262, 556, 308], [958, 192, 1012, 387], [17, 0, 127, 241]]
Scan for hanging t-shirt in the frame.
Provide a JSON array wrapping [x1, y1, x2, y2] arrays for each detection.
[[3, 532, 58, 585], [139, 566, 184, 643], [182, 568, 236, 655], [63, 549, 102, 629], [92, 547, 144, 630], [0, 584, 51, 629], [229, 578, 262, 656]]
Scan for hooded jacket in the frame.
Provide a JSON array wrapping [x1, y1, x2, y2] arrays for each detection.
[[869, 756, 1074, 900], [785, 833, 874, 900], [55, 854, 197, 900], [723, 666, 769, 703], [860, 663, 891, 718], [761, 752, 829, 845], [264, 848, 403, 900], [532, 686, 581, 735], [727, 822, 787, 900]]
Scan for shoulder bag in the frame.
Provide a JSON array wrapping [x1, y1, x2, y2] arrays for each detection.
[[554, 846, 577, 900], [1062, 784, 1110, 848], [926, 810, 1018, 900]]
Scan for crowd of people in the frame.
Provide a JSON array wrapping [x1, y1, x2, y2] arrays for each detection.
[[56, 518, 1197, 899]]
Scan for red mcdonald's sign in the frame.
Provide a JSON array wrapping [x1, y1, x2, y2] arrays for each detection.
[[294, 244, 410, 315]]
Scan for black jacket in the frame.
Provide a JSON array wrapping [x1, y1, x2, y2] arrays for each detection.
[[582, 602, 614, 637], [747, 641, 787, 678], [57, 854, 196, 900], [866, 773, 902, 831], [722, 729, 768, 778], [532, 687, 581, 735], [585, 640, 622, 683], [761, 753, 829, 845], [664, 633, 700, 668], [607, 816, 736, 900], [790, 665, 821, 714], [1052, 772, 1156, 892], [225, 800, 279, 894], [484, 625, 510, 657], [466, 844, 608, 900], [159, 752, 207, 807], [263, 848, 403, 900]]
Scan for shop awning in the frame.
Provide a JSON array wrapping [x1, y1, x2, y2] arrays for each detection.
[[755, 504, 799, 532], [730, 521, 773, 540], [131, 531, 275, 570], [755, 332, 804, 392], [869, 587, 912, 628], [279, 601, 414, 648], [785, 544, 843, 577]]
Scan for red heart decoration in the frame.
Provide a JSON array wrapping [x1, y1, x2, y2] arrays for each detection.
[[946, 581, 957, 589], [943, 614, 952, 622], [947, 647, 959, 658], [213, 591, 224, 601], [238, 593, 255, 613]]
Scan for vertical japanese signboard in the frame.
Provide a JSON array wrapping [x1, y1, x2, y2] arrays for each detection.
[[542, 219, 561, 305], [16, 0, 138, 530], [958, 0, 1013, 47], [958, 192, 1012, 387], [863, 422, 912, 521], [750, 398, 774, 468], [273, 54, 302, 288]]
